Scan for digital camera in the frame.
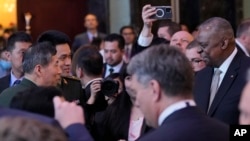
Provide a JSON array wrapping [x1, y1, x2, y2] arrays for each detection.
[[150, 6, 172, 20], [101, 78, 119, 97]]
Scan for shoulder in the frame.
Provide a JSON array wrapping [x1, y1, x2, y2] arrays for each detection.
[[75, 33, 87, 38], [0, 74, 10, 83], [62, 76, 81, 84]]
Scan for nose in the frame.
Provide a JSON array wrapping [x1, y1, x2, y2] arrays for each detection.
[[65, 57, 71, 65], [197, 47, 203, 54]]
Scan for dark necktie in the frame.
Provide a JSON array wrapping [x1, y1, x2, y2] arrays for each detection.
[[109, 68, 114, 75], [13, 80, 21, 86]]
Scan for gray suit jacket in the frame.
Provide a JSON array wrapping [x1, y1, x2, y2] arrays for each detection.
[[72, 32, 106, 52]]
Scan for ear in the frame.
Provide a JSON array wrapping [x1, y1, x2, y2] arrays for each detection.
[[149, 80, 161, 102], [6, 51, 11, 61], [221, 39, 229, 50], [76, 67, 84, 79], [34, 65, 42, 77]]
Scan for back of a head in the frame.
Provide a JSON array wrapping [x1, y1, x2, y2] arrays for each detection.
[[127, 44, 193, 97], [236, 19, 250, 38], [158, 20, 181, 37], [72, 45, 103, 77], [7, 31, 32, 52], [10, 86, 63, 117], [37, 30, 70, 46], [0, 117, 67, 141], [23, 42, 57, 74], [104, 33, 125, 50]]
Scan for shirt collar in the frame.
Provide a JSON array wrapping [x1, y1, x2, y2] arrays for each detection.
[[87, 31, 97, 40], [84, 77, 102, 89], [158, 99, 196, 126], [10, 71, 23, 86], [105, 61, 124, 77], [236, 39, 249, 56]]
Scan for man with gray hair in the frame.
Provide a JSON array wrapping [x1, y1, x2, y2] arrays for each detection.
[[125, 44, 228, 141], [236, 19, 250, 57], [0, 42, 61, 107]]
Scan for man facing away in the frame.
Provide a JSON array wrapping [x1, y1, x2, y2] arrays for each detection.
[[125, 44, 228, 141]]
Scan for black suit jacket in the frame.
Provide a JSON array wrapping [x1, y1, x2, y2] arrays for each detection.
[[138, 107, 229, 141], [102, 62, 127, 78], [236, 41, 249, 56], [194, 51, 250, 124], [0, 74, 10, 93]]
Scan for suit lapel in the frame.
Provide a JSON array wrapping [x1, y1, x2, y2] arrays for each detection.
[[208, 52, 240, 115], [194, 67, 213, 112]]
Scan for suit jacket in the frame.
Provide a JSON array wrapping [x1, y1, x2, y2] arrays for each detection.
[[72, 32, 106, 52], [138, 107, 229, 141], [102, 62, 127, 78], [194, 51, 250, 124], [59, 76, 85, 107], [0, 107, 94, 141], [236, 41, 249, 57], [0, 74, 10, 93], [0, 78, 37, 107]]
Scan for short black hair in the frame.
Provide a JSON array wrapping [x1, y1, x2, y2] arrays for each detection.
[[158, 20, 181, 37], [6, 31, 32, 52], [119, 25, 136, 35], [104, 33, 125, 50], [37, 30, 71, 46], [72, 45, 103, 77]]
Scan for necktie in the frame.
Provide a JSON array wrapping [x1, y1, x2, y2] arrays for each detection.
[[13, 80, 21, 86], [208, 69, 222, 111], [109, 68, 114, 75]]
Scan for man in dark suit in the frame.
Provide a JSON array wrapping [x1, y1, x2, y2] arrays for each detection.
[[125, 44, 228, 141], [37, 30, 85, 107], [103, 34, 127, 78], [0, 42, 61, 107], [72, 13, 106, 53], [194, 17, 250, 125], [72, 45, 107, 134], [235, 19, 250, 57], [0, 32, 32, 93]]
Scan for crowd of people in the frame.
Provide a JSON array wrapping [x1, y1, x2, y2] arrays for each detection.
[[0, 4, 250, 141]]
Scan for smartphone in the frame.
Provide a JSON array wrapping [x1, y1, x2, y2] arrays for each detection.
[[150, 6, 172, 20]]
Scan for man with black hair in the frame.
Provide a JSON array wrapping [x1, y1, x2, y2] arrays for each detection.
[[37, 30, 84, 107], [0, 31, 32, 93]]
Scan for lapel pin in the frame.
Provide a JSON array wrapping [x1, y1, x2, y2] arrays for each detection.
[[230, 75, 234, 78]]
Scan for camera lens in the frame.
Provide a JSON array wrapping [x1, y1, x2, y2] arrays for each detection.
[[156, 9, 164, 18]]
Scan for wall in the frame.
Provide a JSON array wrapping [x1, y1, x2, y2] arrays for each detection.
[[0, 0, 17, 28], [17, 0, 87, 42]]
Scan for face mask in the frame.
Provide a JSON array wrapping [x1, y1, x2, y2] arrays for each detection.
[[0, 59, 11, 70]]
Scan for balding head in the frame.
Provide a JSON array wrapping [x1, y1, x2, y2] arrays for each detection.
[[170, 31, 194, 53]]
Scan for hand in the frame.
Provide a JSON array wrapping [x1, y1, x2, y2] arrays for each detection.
[[87, 80, 101, 104], [53, 96, 85, 129], [142, 4, 157, 27]]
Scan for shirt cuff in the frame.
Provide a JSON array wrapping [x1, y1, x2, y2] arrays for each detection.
[[137, 34, 154, 47]]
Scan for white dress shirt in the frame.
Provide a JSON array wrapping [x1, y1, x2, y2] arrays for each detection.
[[158, 99, 196, 126]]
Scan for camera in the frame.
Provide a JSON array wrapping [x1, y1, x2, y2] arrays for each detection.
[[101, 78, 119, 97], [150, 6, 172, 20]]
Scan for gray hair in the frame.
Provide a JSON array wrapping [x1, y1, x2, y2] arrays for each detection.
[[127, 44, 193, 96], [23, 42, 57, 74], [199, 17, 234, 39]]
